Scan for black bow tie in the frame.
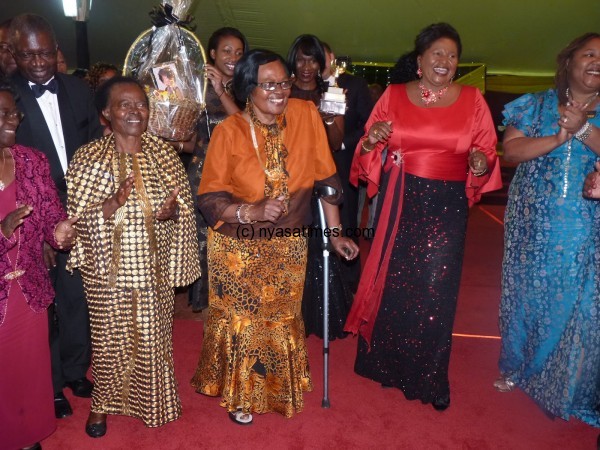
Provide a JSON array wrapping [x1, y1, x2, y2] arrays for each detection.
[[31, 79, 58, 98]]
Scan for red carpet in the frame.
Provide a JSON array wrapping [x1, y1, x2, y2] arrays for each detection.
[[42, 205, 597, 449]]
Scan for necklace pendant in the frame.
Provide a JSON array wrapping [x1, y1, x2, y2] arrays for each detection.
[[4, 268, 25, 281], [418, 81, 449, 106], [0, 180, 4, 191]]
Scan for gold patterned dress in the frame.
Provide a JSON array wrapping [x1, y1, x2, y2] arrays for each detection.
[[66, 132, 200, 427], [190, 99, 342, 418]]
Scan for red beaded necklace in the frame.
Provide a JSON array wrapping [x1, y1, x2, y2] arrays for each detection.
[[418, 81, 450, 106]]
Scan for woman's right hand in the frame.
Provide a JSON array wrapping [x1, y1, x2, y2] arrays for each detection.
[[103, 174, 134, 219], [251, 196, 287, 223], [113, 174, 134, 207], [204, 64, 226, 96], [1, 204, 32, 238], [583, 161, 600, 198], [366, 121, 393, 146]]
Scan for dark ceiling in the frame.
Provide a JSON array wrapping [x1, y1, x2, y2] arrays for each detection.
[[1, 0, 598, 75]]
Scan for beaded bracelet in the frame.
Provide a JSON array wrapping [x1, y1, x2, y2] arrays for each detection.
[[575, 121, 593, 142], [361, 140, 374, 153], [242, 204, 257, 224], [235, 204, 244, 223]]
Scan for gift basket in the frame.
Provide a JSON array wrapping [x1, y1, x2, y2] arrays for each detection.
[[123, 0, 207, 141]]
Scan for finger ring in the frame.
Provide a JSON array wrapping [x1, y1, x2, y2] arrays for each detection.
[[374, 130, 379, 136], [562, 117, 568, 123]]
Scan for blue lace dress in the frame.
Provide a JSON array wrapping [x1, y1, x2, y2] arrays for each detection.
[[499, 89, 600, 426]]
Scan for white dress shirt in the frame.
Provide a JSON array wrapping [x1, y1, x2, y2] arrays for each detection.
[[29, 77, 68, 174]]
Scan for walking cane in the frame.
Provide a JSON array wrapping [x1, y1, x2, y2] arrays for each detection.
[[315, 185, 337, 408]]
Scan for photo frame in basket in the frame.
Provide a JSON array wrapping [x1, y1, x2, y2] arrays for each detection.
[[151, 61, 184, 99]]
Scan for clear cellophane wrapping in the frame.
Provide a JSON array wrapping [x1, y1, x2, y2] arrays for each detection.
[[123, 0, 206, 141]]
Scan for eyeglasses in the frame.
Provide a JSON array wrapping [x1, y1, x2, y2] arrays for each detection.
[[0, 109, 24, 121], [14, 50, 57, 61], [256, 80, 293, 91]]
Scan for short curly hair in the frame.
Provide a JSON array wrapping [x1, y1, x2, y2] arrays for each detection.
[[87, 62, 118, 93], [94, 76, 147, 113], [0, 77, 17, 99]]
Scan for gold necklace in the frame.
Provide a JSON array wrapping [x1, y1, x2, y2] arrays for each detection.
[[2, 149, 24, 280], [249, 119, 288, 182], [0, 149, 7, 191], [247, 110, 290, 207]]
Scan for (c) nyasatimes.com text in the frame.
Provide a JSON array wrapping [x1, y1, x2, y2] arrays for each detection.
[[235, 225, 374, 240]]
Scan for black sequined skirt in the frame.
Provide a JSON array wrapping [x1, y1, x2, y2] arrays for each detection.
[[355, 173, 468, 404]]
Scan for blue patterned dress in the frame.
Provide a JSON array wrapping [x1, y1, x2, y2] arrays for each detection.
[[499, 89, 600, 426]]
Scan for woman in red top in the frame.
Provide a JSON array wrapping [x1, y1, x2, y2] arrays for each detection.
[[345, 23, 501, 411]]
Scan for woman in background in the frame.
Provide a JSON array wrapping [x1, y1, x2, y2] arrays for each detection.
[[187, 27, 248, 312], [286, 34, 352, 340], [87, 62, 119, 93], [88, 62, 119, 136]]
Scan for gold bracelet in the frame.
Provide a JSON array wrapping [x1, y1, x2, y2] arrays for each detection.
[[361, 140, 374, 153], [242, 204, 257, 224]]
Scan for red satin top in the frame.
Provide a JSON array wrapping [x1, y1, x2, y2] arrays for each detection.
[[345, 84, 502, 344], [350, 83, 502, 205]]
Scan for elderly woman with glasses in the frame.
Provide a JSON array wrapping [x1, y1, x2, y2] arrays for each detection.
[[190, 49, 358, 425]]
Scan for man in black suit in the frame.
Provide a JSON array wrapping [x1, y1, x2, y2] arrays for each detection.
[[322, 42, 373, 290], [9, 14, 102, 418]]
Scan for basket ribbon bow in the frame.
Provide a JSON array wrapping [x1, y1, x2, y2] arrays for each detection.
[[149, 3, 194, 30]]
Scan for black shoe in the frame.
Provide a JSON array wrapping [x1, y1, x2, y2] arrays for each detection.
[[21, 443, 42, 450], [54, 392, 73, 418], [85, 413, 107, 438], [65, 377, 94, 398], [432, 395, 450, 411]]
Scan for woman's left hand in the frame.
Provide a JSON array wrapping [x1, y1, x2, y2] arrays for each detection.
[[156, 188, 180, 221], [468, 148, 488, 176], [559, 103, 589, 135], [54, 216, 78, 249], [330, 235, 359, 261]]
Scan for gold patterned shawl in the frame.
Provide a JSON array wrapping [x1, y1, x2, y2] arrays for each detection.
[[66, 132, 200, 289]]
